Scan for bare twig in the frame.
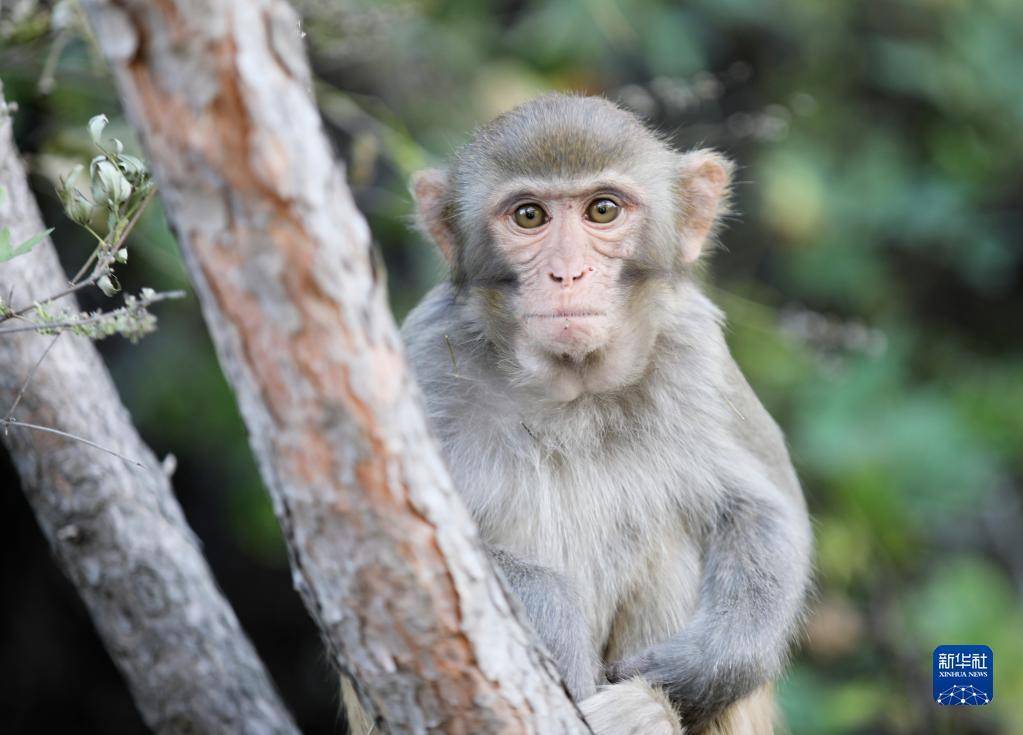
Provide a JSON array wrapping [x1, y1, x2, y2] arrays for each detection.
[[444, 333, 458, 370], [4, 333, 60, 419], [114, 188, 156, 251], [67, 222, 110, 285], [3, 277, 98, 322], [1, 417, 146, 468], [38, 27, 73, 95]]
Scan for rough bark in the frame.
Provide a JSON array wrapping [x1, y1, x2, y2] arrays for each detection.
[[78, 1, 591, 732], [0, 91, 299, 735]]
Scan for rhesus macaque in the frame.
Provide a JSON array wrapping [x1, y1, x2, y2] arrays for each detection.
[[365, 94, 811, 734]]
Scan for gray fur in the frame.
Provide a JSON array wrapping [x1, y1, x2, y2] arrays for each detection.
[[403, 94, 812, 734], [490, 548, 600, 701]]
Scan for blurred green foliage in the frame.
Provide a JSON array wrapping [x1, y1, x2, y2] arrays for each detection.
[[2, 1, 1022, 733]]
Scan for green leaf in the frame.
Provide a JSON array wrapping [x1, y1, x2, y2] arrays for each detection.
[[88, 114, 109, 145], [0, 227, 53, 262]]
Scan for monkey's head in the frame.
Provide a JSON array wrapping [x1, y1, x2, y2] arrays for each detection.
[[412, 94, 732, 400]]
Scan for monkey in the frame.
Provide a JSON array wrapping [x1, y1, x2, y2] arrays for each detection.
[[349, 93, 812, 735]]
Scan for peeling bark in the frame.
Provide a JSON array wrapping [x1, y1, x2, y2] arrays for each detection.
[[78, 0, 590, 732], [0, 91, 299, 735]]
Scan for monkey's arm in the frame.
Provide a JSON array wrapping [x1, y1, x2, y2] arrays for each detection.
[[608, 490, 811, 731], [490, 548, 599, 701]]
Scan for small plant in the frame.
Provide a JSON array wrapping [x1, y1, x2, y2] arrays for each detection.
[[0, 113, 183, 341], [1, 112, 183, 467]]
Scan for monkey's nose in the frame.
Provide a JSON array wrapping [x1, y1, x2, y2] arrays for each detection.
[[548, 266, 593, 287]]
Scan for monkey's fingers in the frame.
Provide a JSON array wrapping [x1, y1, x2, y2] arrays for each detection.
[[606, 652, 656, 683]]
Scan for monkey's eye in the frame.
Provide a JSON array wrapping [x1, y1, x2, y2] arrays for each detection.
[[586, 198, 621, 224], [513, 203, 548, 229]]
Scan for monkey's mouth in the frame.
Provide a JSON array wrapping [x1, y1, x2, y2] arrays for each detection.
[[523, 310, 607, 319], [522, 309, 611, 361]]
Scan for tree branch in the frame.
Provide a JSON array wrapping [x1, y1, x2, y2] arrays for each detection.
[[0, 88, 300, 735], [0, 288, 185, 336], [79, 0, 590, 731]]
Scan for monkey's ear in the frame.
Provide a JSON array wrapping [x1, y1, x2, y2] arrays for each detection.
[[410, 168, 456, 264], [676, 149, 734, 263]]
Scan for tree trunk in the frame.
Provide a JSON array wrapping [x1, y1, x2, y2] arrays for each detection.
[[78, 0, 590, 732], [0, 89, 299, 735]]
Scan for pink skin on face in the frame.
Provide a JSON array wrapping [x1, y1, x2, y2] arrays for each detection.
[[491, 178, 643, 361]]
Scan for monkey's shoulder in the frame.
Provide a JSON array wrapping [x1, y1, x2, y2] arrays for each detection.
[[401, 282, 480, 388]]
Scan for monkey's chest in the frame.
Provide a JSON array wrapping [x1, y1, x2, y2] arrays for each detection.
[[462, 444, 701, 651]]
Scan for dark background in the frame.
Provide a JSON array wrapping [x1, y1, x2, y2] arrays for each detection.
[[2, 1, 1022, 733]]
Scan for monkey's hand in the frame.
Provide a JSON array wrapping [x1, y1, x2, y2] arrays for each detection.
[[581, 679, 684, 735], [489, 547, 598, 701], [605, 640, 732, 730], [607, 491, 810, 731]]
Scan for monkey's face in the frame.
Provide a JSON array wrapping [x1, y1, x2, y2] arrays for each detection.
[[485, 174, 644, 364], [410, 95, 734, 398]]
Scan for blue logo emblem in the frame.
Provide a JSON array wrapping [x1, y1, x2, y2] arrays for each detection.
[[933, 645, 993, 705]]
